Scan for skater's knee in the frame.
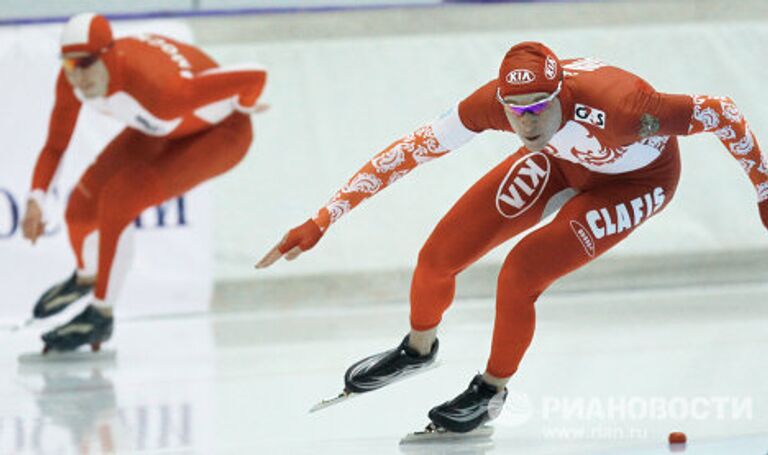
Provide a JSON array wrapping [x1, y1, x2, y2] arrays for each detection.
[[99, 168, 161, 224], [416, 240, 465, 278], [497, 251, 549, 301], [64, 202, 85, 227], [64, 188, 95, 227]]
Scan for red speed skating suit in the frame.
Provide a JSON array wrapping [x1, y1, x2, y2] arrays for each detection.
[[30, 34, 266, 302], [295, 57, 768, 378]]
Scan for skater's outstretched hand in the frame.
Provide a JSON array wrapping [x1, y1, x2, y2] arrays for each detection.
[[759, 199, 768, 231], [21, 200, 45, 245], [255, 219, 323, 269], [234, 102, 270, 115]]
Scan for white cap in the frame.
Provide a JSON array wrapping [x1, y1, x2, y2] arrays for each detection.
[[61, 13, 113, 54]]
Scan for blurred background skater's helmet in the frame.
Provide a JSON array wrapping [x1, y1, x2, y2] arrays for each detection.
[[60, 13, 113, 55]]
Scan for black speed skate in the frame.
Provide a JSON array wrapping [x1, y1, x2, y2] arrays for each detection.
[[41, 304, 113, 354], [310, 335, 439, 412], [33, 271, 93, 318], [427, 374, 508, 433], [344, 335, 439, 393]]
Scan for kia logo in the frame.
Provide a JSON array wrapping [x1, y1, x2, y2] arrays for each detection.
[[545, 55, 557, 80], [506, 69, 535, 85]]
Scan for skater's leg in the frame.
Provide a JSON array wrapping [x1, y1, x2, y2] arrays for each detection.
[[32, 131, 156, 319], [426, 152, 681, 433], [409, 149, 569, 352], [408, 327, 437, 355], [64, 184, 99, 280], [41, 115, 251, 351], [342, 151, 572, 394], [30, 187, 100, 318], [93, 113, 252, 303], [65, 128, 160, 280], [96, 225, 134, 311], [486, 150, 682, 380]]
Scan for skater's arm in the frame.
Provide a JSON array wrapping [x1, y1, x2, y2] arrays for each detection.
[[25, 72, 81, 244], [255, 106, 478, 268], [312, 109, 476, 232], [173, 64, 267, 113], [684, 95, 767, 226], [30, 71, 82, 199], [636, 90, 768, 228]]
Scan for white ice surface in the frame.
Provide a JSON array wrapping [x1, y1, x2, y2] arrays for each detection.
[[1, 283, 767, 454]]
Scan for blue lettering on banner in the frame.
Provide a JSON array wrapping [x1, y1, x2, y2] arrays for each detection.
[[134, 196, 188, 229], [0, 186, 189, 240], [0, 187, 63, 239], [0, 188, 19, 238]]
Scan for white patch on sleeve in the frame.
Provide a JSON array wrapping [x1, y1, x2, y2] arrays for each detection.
[[194, 97, 236, 124], [86, 92, 182, 136], [27, 189, 46, 208], [430, 105, 477, 152], [199, 64, 267, 76]]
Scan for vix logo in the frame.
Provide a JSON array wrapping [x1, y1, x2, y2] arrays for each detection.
[[496, 152, 551, 219], [506, 69, 536, 85]]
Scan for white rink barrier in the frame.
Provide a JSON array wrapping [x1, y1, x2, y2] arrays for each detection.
[[0, 20, 213, 321]]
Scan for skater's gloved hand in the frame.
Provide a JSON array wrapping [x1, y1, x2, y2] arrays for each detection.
[[759, 199, 768, 231], [21, 200, 45, 245], [255, 219, 323, 269], [234, 101, 270, 115], [234, 88, 269, 115]]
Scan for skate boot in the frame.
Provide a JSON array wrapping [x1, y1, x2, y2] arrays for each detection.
[[344, 335, 439, 393], [427, 374, 508, 433], [33, 271, 93, 319], [41, 304, 113, 354]]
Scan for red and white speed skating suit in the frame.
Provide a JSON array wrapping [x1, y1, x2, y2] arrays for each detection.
[[31, 26, 266, 303], [283, 55, 767, 378]]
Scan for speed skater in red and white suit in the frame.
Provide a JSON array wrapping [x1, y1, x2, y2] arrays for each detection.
[[257, 42, 768, 432], [22, 13, 267, 353]]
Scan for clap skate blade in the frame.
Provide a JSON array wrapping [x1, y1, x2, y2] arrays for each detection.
[[399, 423, 494, 445], [309, 360, 441, 413], [19, 344, 116, 364]]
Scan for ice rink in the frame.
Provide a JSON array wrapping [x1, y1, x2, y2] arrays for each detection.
[[2, 282, 767, 454]]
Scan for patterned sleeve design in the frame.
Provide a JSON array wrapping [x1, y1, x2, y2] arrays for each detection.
[[312, 124, 450, 232], [688, 95, 768, 201]]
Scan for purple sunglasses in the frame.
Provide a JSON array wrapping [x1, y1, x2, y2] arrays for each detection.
[[496, 80, 563, 116]]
